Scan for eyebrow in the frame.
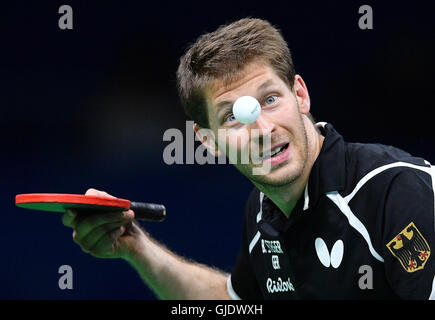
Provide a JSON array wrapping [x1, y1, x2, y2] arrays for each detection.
[[215, 79, 277, 117]]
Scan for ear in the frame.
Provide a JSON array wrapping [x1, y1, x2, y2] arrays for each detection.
[[193, 123, 223, 157], [293, 75, 311, 115]]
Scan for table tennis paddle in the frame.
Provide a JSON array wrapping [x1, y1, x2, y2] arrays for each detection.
[[15, 193, 166, 222]]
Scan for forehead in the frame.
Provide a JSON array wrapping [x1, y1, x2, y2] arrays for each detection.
[[209, 63, 274, 98], [205, 62, 282, 111]]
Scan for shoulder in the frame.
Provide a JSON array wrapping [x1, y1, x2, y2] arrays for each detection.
[[343, 141, 431, 196], [339, 141, 434, 243], [345, 141, 426, 173], [340, 140, 434, 251]]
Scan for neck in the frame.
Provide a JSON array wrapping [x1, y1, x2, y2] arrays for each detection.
[[254, 120, 324, 218]]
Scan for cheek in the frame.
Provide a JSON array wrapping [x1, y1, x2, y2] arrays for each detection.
[[277, 99, 305, 128], [264, 100, 296, 127], [279, 103, 299, 122], [216, 128, 251, 153]]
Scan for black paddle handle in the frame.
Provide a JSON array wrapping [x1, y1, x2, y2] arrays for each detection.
[[130, 202, 166, 222]]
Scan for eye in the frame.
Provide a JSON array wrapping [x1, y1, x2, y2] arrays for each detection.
[[225, 113, 236, 123], [264, 95, 278, 105]]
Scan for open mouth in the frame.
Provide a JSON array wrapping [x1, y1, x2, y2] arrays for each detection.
[[260, 143, 290, 161]]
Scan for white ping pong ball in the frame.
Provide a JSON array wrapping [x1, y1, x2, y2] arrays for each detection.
[[232, 96, 261, 124]]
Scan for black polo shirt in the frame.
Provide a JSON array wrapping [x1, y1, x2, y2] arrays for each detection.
[[227, 123, 434, 299]]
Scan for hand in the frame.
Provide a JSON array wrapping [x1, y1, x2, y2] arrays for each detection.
[[62, 188, 145, 259]]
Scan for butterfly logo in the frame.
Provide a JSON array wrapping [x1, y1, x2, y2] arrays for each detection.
[[315, 238, 344, 269]]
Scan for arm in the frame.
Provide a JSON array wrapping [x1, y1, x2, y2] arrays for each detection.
[[62, 188, 231, 300], [124, 226, 230, 300], [382, 167, 434, 299]]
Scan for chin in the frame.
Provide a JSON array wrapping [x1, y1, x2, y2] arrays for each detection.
[[248, 161, 305, 187]]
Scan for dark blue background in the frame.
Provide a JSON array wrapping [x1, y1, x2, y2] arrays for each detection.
[[1, 1, 434, 299]]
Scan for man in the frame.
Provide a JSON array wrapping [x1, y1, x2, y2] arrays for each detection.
[[62, 18, 434, 299]]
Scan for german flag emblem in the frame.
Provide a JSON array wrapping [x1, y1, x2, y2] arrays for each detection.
[[386, 222, 431, 272]]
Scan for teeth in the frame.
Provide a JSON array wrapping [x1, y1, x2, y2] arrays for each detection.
[[260, 145, 286, 160], [271, 146, 283, 156]]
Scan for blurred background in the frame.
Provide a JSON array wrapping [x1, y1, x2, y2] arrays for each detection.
[[1, 1, 434, 299]]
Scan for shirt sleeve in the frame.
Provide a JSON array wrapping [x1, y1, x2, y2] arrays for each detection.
[[228, 191, 263, 300], [382, 165, 435, 299]]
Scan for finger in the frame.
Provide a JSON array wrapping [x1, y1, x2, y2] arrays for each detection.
[[85, 188, 116, 198], [74, 210, 134, 244], [62, 209, 77, 227], [90, 225, 127, 257], [72, 229, 90, 253], [79, 220, 130, 252]]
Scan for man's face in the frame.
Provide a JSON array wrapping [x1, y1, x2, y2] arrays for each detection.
[[203, 61, 311, 187]]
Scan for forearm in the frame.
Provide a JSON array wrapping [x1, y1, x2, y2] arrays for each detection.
[[123, 231, 231, 300]]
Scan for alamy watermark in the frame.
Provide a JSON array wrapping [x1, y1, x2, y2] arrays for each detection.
[[358, 265, 373, 290], [162, 121, 273, 175], [58, 264, 73, 290], [358, 5, 373, 30], [58, 5, 73, 30]]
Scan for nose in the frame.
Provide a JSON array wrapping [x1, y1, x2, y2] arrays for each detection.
[[249, 114, 275, 144]]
